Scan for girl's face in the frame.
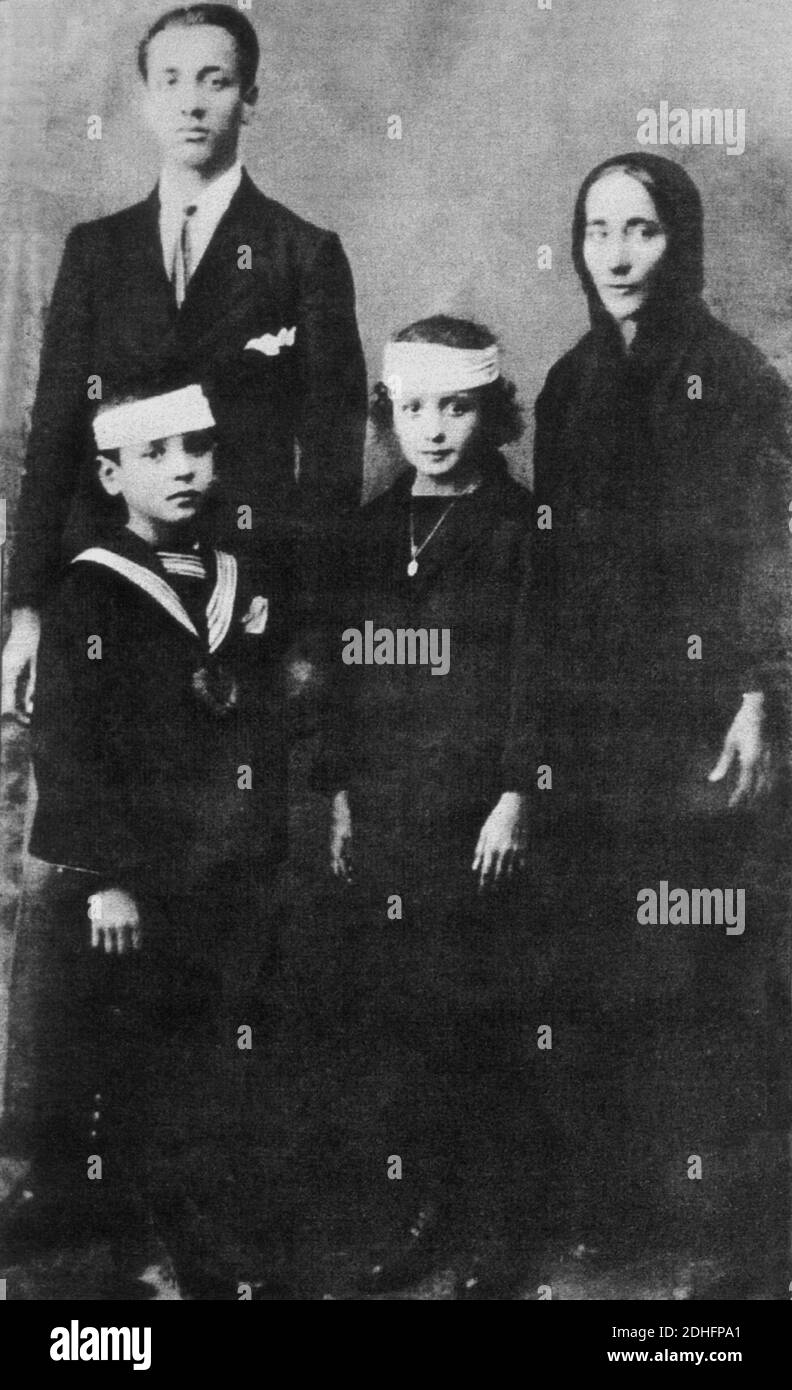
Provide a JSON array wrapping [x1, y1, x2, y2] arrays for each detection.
[[583, 170, 668, 324], [393, 389, 484, 480]]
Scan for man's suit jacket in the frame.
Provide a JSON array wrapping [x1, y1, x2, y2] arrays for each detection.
[[10, 170, 367, 607]]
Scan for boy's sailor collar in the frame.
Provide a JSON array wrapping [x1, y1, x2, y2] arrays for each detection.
[[72, 535, 237, 654]]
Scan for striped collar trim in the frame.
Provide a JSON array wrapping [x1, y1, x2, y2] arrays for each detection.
[[157, 549, 207, 580], [206, 549, 237, 652], [72, 546, 238, 654]]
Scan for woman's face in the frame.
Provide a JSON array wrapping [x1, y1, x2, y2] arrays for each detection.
[[582, 170, 668, 324], [393, 389, 484, 480]]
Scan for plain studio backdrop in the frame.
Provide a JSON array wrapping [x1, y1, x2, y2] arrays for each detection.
[[2, 0, 792, 1122], [3, 0, 792, 511]]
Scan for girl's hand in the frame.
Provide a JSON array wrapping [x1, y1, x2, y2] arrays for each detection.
[[88, 888, 142, 954], [708, 692, 772, 808], [331, 790, 354, 883], [472, 792, 527, 889]]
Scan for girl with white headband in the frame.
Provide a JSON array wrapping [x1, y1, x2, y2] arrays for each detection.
[[319, 315, 545, 1300]]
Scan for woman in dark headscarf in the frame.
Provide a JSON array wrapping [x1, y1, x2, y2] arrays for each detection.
[[532, 153, 791, 1284]]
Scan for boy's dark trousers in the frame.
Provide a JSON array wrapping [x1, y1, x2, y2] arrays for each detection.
[[7, 857, 276, 1231]]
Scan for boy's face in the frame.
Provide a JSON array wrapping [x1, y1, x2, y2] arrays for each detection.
[[393, 389, 483, 480], [142, 24, 257, 174], [99, 431, 215, 542]]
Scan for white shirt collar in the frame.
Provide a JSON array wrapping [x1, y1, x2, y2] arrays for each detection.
[[159, 161, 244, 278], [159, 160, 243, 221]]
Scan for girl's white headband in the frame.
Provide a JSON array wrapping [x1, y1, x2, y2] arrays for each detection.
[[94, 385, 215, 451], [383, 341, 500, 399]]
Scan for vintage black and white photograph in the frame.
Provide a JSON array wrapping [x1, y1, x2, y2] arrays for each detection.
[[0, 0, 790, 1318]]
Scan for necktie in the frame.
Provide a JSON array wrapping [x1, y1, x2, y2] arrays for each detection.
[[172, 203, 197, 307]]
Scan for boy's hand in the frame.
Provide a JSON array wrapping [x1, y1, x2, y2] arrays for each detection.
[[472, 792, 527, 889], [88, 889, 142, 954], [330, 789, 353, 882], [1, 608, 41, 724]]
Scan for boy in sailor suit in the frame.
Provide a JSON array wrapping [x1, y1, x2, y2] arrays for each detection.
[[3, 4, 366, 726], [5, 385, 288, 1297]]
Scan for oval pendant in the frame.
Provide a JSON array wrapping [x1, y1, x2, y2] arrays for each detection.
[[407, 558, 419, 577]]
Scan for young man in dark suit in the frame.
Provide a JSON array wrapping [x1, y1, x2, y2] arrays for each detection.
[[2, 3, 366, 722]]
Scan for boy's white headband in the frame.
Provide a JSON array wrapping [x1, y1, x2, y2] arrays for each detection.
[[383, 341, 500, 399], [94, 385, 215, 451]]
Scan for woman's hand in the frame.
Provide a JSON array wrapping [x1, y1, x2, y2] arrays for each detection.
[[330, 789, 354, 883], [472, 792, 527, 889], [88, 888, 142, 954], [708, 692, 772, 808]]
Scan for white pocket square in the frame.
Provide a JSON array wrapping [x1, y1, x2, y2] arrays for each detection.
[[244, 326, 296, 356], [241, 596, 269, 635]]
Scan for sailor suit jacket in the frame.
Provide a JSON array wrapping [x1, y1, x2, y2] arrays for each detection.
[[29, 529, 289, 896]]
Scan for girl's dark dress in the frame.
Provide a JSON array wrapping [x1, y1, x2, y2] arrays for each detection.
[[532, 153, 792, 1259], [323, 452, 543, 1240]]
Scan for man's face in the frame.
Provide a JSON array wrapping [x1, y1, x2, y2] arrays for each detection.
[[100, 431, 215, 540], [142, 24, 257, 174]]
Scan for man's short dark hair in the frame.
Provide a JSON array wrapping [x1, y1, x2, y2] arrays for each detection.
[[138, 4, 260, 92]]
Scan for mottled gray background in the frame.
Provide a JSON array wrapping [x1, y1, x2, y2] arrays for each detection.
[[2, 0, 792, 1155], [1, 0, 792, 1300], [3, 0, 792, 509]]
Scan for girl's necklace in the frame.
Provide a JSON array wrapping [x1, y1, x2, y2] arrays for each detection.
[[407, 480, 479, 577]]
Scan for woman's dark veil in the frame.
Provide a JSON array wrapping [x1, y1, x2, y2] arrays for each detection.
[[571, 152, 705, 332]]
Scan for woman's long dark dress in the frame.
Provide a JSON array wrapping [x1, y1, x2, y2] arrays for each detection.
[[533, 280, 792, 1262], [323, 454, 546, 1244]]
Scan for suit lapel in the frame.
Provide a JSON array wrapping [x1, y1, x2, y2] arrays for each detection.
[[138, 187, 173, 296], [178, 172, 273, 330], [104, 174, 285, 389], [113, 189, 180, 350]]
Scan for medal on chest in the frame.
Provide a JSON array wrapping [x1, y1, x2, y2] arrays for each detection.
[[192, 663, 239, 717]]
